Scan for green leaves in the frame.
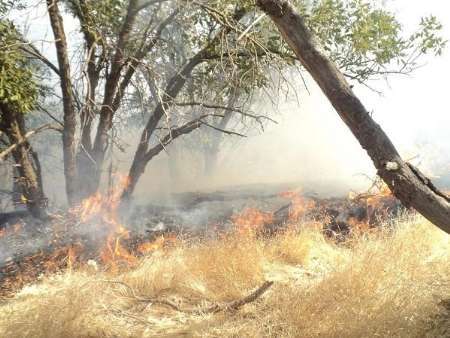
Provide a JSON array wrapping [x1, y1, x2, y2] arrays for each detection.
[[298, 0, 446, 82], [411, 15, 447, 56], [0, 21, 38, 113]]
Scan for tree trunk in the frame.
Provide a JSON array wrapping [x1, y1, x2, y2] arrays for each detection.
[[47, 0, 79, 206], [122, 118, 203, 200], [75, 1, 175, 201], [257, 0, 450, 232], [122, 8, 248, 201], [122, 55, 206, 199], [0, 105, 47, 218]]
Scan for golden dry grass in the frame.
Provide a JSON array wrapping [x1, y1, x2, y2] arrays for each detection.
[[1, 216, 449, 338]]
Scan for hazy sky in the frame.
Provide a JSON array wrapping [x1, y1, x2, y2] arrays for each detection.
[[356, 0, 450, 179], [362, 0, 450, 154]]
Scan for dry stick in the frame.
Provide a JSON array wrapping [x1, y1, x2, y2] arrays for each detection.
[[101, 280, 274, 314], [199, 280, 274, 314]]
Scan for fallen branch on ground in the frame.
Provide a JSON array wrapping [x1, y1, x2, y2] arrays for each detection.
[[101, 280, 274, 314]]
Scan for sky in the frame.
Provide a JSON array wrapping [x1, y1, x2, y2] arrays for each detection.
[[10, 1, 450, 195], [362, 0, 450, 161]]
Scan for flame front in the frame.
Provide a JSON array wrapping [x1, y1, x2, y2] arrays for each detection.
[[232, 208, 274, 235], [69, 174, 136, 271], [279, 190, 316, 222], [137, 234, 177, 254]]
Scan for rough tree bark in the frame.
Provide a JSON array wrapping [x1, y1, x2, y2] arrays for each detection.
[[257, 0, 450, 232], [74, 3, 178, 201], [47, 0, 78, 206], [87, 0, 140, 197], [0, 104, 47, 218]]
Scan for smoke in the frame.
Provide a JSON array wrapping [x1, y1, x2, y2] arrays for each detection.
[[113, 72, 449, 206], [110, 79, 374, 205]]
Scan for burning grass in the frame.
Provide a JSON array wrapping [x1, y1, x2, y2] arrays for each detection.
[[1, 215, 449, 337]]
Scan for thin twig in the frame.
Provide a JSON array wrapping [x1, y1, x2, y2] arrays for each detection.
[[201, 121, 247, 138]]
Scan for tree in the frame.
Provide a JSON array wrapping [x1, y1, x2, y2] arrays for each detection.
[[122, 0, 446, 199], [0, 12, 48, 217], [45, 0, 264, 203], [3, 0, 446, 212], [256, 0, 450, 232]]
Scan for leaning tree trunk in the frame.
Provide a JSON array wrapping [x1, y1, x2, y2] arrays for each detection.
[[257, 0, 450, 232], [0, 104, 47, 218]]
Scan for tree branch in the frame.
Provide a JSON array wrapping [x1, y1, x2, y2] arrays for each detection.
[[112, 8, 180, 112], [200, 121, 247, 137], [20, 43, 60, 76], [103, 280, 274, 314], [173, 101, 278, 124], [0, 124, 62, 162]]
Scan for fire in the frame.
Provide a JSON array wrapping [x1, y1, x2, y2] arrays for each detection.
[[67, 246, 77, 270], [78, 192, 103, 222], [100, 225, 137, 270], [231, 208, 274, 235], [70, 175, 130, 223], [137, 234, 177, 254], [68, 174, 137, 271], [279, 190, 315, 222]]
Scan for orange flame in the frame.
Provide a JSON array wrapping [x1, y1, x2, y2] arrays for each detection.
[[66, 244, 84, 271], [137, 234, 177, 255], [69, 174, 137, 271], [279, 190, 315, 223], [231, 208, 273, 235]]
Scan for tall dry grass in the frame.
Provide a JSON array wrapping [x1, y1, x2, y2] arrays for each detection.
[[0, 216, 449, 337]]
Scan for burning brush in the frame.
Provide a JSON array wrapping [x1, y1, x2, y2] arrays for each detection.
[[0, 179, 401, 297], [0, 174, 177, 296]]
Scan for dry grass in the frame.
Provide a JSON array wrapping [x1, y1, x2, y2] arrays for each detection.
[[1, 216, 449, 338]]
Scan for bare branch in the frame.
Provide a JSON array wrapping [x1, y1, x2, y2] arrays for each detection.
[[36, 104, 64, 128], [200, 121, 246, 137], [112, 8, 180, 112], [173, 101, 278, 124], [20, 43, 60, 76], [102, 279, 274, 314], [0, 124, 62, 162]]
